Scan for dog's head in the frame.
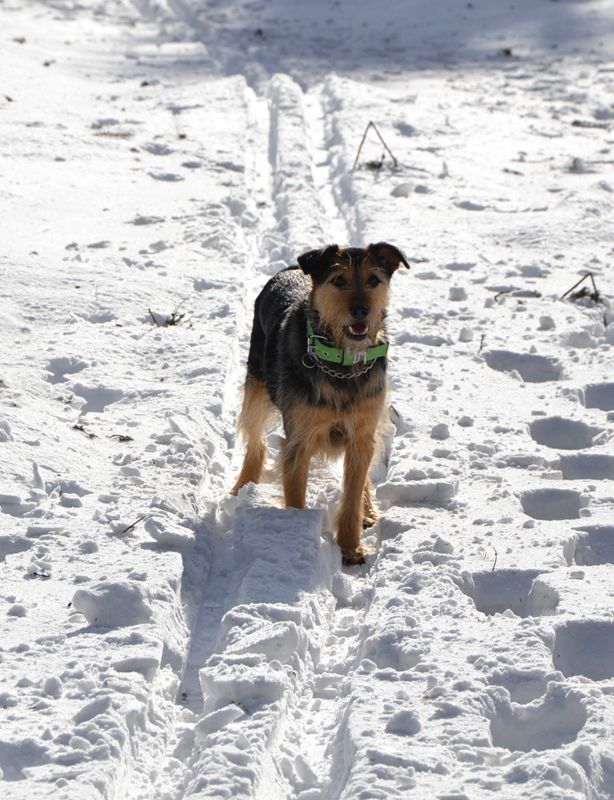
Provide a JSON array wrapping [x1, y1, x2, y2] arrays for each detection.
[[298, 243, 409, 349]]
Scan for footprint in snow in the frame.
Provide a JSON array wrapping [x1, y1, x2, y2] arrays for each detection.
[[395, 122, 416, 136], [581, 382, 614, 411], [71, 383, 124, 414], [131, 215, 165, 226], [142, 142, 173, 155], [148, 172, 184, 182], [553, 620, 614, 680], [446, 261, 475, 272], [483, 349, 563, 383], [489, 684, 587, 751], [558, 453, 614, 480], [571, 525, 614, 566], [0, 535, 32, 562], [459, 568, 556, 617], [529, 416, 603, 450], [45, 356, 88, 384], [488, 668, 553, 704], [519, 487, 586, 520], [455, 200, 488, 211], [91, 117, 120, 130]]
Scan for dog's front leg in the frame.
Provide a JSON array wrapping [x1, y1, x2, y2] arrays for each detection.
[[283, 442, 311, 509], [337, 436, 375, 564]]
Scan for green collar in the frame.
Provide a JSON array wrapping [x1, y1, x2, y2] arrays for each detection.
[[306, 319, 389, 367]]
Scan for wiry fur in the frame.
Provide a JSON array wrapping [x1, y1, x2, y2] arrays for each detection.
[[231, 243, 409, 564]]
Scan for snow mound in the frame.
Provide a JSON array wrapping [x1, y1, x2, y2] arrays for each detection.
[[377, 479, 458, 507], [72, 581, 153, 627], [145, 515, 195, 547]]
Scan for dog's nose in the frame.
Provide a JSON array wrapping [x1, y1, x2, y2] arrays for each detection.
[[350, 305, 369, 320]]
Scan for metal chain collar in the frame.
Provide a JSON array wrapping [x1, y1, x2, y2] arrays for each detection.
[[303, 312, 384, 379], [302, 351, 378, 379]]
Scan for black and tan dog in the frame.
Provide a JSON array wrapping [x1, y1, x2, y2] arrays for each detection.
[[231, 243, 409, 564]]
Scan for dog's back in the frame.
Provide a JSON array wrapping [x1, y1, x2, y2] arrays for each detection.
[[247, 266, 309, 403]]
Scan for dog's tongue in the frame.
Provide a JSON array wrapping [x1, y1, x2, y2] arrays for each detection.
[[349, 323, 368, 335]]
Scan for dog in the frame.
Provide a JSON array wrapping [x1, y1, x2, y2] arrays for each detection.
[[231, 243, 409, 564]]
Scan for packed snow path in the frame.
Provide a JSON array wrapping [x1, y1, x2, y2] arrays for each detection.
[[1, 1, 614, 798]]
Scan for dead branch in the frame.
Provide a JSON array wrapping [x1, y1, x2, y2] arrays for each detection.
[[73, 423, 96, 439], [119, 516, 146, 535], [560, 272, 601, 304], [149, 302, 187, 327], [352, 121, 399, 171]]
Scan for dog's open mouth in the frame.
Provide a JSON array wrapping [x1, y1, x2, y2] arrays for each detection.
[[345, 323, 369, 340]]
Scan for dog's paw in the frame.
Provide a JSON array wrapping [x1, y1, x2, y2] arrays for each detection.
[[362, 512, 379, 530], [341, 545, 367, 566]]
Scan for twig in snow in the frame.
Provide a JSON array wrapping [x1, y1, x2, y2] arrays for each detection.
[[119, 516, 146, 535], [490, 547, 498, 572], [73, 423, 96, 439], [494, 289, 511, 303], [572, 119, 609, 130], [149, 302, 187, 327], [560, 272, 601, 304], [495, 288, 542, 303], [478, 334, 486, 353], [352, 121, 399, 171]]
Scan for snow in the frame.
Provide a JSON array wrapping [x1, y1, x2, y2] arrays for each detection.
[[1, 0, 614, 797]]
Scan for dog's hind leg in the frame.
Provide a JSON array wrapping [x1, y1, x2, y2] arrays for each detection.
[[362, 478, 379, 529], [230, 375, 274, 495]]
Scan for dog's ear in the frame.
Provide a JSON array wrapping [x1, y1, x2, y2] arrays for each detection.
[[297, 244, 339, 282], [367, 242, 410, 276]]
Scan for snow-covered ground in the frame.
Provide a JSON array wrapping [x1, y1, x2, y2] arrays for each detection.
[[2, 0, 614, 797]]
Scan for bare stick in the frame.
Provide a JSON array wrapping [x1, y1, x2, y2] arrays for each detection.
[[494, 289, 511, 303], [352, 123, 372, 171], [370, 121, 399, 167], [352, 121, 399, 171], [120, 516, 146, 535], [560, 272, 594, 301], [589, 273, 599, 296], [491, 547, 498, 572], [149, 303, 186, 327]]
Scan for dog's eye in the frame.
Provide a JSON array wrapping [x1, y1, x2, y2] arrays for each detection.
[[367, 275, 381, 288], [331, 275, 348, 289]]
